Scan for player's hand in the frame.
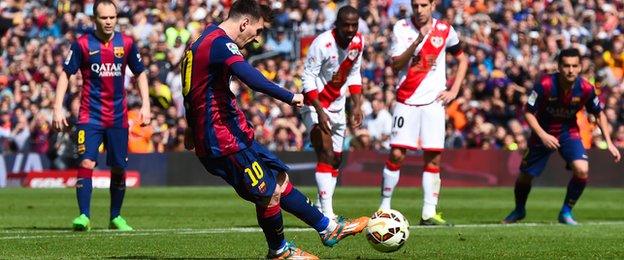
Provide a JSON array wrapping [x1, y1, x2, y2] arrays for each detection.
[[52, 107, 68, 132], [436, 90, 459, 105], [349, 109, 363, 128], [316, 109, 331, 135], [539, 133, 560, 150], [184, 127, 195, 151], [607, 143, 621, 163], [290, 93, 304, 108], [412, 31, 427, 47], [139, 105, 151, 127]]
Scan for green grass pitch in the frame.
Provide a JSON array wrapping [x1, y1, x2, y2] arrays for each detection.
[[1, 187, 623, 258]]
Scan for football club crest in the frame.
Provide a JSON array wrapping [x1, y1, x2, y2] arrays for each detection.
[[114, 47, 124, 58], [430, 36, 443, 48], [348, 49, 359, 60]]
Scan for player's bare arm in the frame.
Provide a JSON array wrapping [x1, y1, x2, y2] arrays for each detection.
[[391, 32, 426, 73], [53, 70, 70, 131], [595, 111, 621, 162], [437, 51, 468, 104], [349, 93, 363, 128], [525, 112, 560, 149], [136, 71, 151, 126]]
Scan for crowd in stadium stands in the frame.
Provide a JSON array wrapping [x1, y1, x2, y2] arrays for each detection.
[[1, 0, 624, 169]]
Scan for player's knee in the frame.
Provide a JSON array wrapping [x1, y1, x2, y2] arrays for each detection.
[[80, 159, 96, 169], [390, 148, 406, 163], [319, 149, 334, 163], [574, 167, 589, 179], [332, 152, 343, 169], [571, 161, 589, 179]]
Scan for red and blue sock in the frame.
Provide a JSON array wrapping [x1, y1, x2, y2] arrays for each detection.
[[256, 204, 286, 252]]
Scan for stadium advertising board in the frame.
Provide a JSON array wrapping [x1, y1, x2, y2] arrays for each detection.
[[15, 170, 140, 188]]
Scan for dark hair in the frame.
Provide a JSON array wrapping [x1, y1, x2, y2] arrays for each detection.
[[93, 0, 117, 16], [557, 48, 581, 64], [229, 0, 273, 23], [336, 6, 359, 24]]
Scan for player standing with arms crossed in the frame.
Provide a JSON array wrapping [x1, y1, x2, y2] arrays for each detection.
[[378, 0, 468, 226], [301, 6, 364, 220], [181, 1, 368, 258], [53, 0, 151, 231], [502, 48, 621, 225]]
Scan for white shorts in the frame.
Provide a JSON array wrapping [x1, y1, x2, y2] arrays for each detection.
[[389, 101, 445, 151], [301, 106, 347, 153]]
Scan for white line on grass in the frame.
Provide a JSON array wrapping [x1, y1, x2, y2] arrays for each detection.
[[2, 221, 624, 240]]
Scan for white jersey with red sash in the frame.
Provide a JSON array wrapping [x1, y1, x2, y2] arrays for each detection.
[[302, 30, 363, 112], [390, 18, 459, 105]]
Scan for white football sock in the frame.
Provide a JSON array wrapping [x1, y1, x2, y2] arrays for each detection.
[[422, 171, 441, 219], [316, 171, 335, 218], [380, 167, 400, 210], [319, 218, 339, 235]]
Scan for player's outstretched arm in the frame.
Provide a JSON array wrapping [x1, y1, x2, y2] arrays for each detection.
[[596, 111, 621, 162], [230, 62, 297, 105], [525, 112, 560, 149], [136, 72, 151, 126], [53, 71, 70, 132]]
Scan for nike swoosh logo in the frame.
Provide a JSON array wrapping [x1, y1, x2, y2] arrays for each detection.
[[89, 50, 100, 55]]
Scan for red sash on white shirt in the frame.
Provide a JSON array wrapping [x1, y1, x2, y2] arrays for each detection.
[[397, 20, 451, 103], [318, 32, 363, 108]]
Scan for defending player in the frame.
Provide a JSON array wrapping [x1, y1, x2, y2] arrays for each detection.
[[502, 48, 621, 225], [301, 6, 364, 220], [180, 1, 368, 258], [53, 0, 151, 231], [378, 0, 468, 226]]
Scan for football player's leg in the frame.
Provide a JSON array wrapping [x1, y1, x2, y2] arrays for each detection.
[[419, 101, 446, 225], [419, 151, 448, 226], [558, 140, 588, 225], [379, 148, 405, 210], [381, 103, 417, 210], [310, 120, 337, 219], [255, 142, 368, 248], [503, 146, 550, 223], [105, 128, 132, 230], [72, 125, 102, 231]]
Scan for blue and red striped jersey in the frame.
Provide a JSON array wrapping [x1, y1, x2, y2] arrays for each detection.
[[526, 73, 603, 142], [63, 31, 145, 128], [182, 24, 294, 158]]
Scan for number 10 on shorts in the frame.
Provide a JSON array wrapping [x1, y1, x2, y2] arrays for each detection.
[[245, 161, 264, 187]]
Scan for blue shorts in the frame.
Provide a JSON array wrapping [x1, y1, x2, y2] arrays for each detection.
[[76, 124, 128, 168], [198, 141, 290, 205], [520, 137, 587, 177]]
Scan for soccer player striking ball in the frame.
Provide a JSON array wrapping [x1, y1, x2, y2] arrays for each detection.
[[180, 0, 368, 258], [53, 0, 151, 231], [503, 48, 621, 225], [301, 6, 364, 220], [378, 0, 468, 226]]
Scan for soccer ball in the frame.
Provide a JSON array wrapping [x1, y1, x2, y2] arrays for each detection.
[[365, 209, 410, 252]]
